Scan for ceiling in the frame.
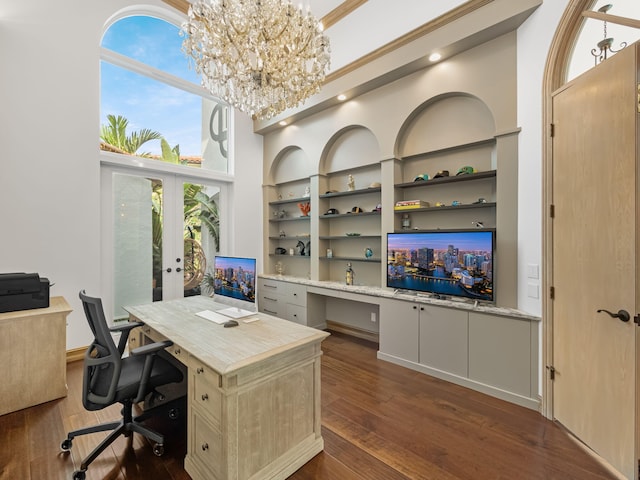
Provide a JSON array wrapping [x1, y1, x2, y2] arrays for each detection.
[[164, 0, 469, 75]]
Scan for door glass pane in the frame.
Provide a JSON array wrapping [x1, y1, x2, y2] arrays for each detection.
[[113, 173, 161, 321], [183, 182, 220, 297]]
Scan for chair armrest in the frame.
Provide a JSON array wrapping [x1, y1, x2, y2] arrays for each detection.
[[130, 339, 175, 403], [110, 321, 145, 355], [130, 340, 174, 357], [110, 321, 144, 333]]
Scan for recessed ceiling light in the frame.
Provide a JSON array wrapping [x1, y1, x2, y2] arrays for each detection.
[[279, 120, 287, 126], [429, 52, 442, 62], [337, 94, 347, 101]]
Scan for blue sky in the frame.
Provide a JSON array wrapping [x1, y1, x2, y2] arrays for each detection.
[[388, 231, 493, 253], [101, 16, 203, 156]]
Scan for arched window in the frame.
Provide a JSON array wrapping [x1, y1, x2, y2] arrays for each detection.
[[99, 11, 231, 318], [100, 14, 229, 172]]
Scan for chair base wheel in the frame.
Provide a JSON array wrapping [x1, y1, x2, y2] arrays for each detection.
[[73, 470, 86, 480], [153, 443, 164, 456], [61, 439, 72, 451]]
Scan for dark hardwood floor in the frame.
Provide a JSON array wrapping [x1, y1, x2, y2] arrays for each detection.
[[0, 331, 617, 480]]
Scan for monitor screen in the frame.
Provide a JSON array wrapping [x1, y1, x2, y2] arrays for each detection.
[[387, 230, 495, 302], [212, 256, 256, 306]]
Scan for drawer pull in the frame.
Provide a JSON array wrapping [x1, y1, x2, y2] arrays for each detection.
[[293, 293, 297, 296], [197, 367, 204, 374], [201, 443, 209, 451], [174, 348, 181, 355], [264, 309, 277, 315], [264, 296, 278, 301], [201, 393, 209, 401], [264, 284, 277, 288]]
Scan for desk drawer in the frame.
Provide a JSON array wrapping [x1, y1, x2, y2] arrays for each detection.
[[190, 412, 223, 479], [286, 303, 307, 325], [192, 363, 222, 427], [283, 283, 307, 307], [259, 296, 281, 317], [258, 278, 282, 294]]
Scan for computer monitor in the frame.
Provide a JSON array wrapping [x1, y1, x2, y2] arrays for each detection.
[[212, 255, 257, 312]]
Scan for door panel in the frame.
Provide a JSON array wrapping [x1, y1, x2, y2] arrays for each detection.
[[104, 167, 224, 318], [552, 44, 638, 479]]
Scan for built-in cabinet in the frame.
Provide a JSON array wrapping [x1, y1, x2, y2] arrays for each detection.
[[257, 277, 326, 329], [378, 296, 538, 409], [258, 275, 540, 410]]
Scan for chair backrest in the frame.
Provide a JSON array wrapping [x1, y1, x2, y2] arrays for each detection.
[[79, 290, 122, 410]]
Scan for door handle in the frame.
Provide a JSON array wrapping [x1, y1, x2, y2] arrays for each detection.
[[596, 309, 630, 323]]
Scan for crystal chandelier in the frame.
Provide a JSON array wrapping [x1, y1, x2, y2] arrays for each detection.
[[182, 0, 331, 120]]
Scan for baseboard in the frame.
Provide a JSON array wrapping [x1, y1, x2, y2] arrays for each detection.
[[325, 320, 379, 343], [66, 347, 86, 363]]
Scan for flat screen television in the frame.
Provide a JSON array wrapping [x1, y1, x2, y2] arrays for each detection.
[[387, 230, 495, 303], [212, 255, 257, 310]]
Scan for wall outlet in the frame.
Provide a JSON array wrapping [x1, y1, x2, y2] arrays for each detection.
[[371, 312, 377, 323]]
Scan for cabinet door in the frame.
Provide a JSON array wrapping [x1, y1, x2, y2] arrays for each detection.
[[468, 312, 531, 397], [379, 299, 419, 362], [419, 305, 468, 377]]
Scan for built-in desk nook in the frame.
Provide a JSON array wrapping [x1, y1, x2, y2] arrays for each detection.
[[124, 296, 329, 480], [258, 275, 540, 410]]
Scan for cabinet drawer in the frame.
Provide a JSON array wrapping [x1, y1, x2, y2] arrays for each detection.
[[283, 283, 306, 306], [259, 297, 281, 317], [192, 363, 222, 427], [190, 413, 223, 479], [258, 278, 282, 294], [286, 303, 307, 325]]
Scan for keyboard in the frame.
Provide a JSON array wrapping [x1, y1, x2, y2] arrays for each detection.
[[195, 310, 231, 324], [217, 307, 256, 319]]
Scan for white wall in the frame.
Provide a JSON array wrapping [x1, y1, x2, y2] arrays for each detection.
[[515, 0, 570, 316], [0, 0, 263, 350]]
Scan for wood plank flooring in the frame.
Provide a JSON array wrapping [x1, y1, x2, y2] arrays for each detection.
[[0, 331, 618, 480]]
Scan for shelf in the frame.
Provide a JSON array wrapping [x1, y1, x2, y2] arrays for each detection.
[[269, 196, 311, 206], [319, 235, 381, 240], [269, 216, 311, 223], [394, 202, 496, 214], [319, 186, 381, 199], [400, 138, 496, 162], [269, 254, 310, 258], [395, 170, 496, 189], [320, 256, 382, 263], [320, 211, 381, 219], [268, 235, 312, 240]]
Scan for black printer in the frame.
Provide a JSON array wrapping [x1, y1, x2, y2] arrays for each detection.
[[0, 273, 50, 313]]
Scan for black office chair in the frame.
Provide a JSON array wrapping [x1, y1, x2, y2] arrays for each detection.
[[61, 290, 183, 480]]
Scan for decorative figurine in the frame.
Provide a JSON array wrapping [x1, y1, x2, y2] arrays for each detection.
[[306, 241, 311, 256], [279, 230, 286, 237], [298, 201, 311, 216], [303, 185, 311, 198], [347, 174, 355, 191], [401, 213, 411, 230], [275, 261, 284, 275], [296, 240, 306, 255], [345, 262, 355, 285], [364, 247, 373, 259]]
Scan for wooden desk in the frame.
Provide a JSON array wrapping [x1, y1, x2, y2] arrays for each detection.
[[125, 296, 329, 480], [0, 296, 71, 416]]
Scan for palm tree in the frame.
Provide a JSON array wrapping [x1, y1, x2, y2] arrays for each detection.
[[100, 114, 161, 156]]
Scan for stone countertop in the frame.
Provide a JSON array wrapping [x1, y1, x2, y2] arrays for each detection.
[[258, 274, 541, 322]]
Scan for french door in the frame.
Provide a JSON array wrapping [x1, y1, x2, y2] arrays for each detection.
[[101, 164, 226, 321]]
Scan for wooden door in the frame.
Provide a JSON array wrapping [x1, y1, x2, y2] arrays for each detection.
[[551, 43, 638, 479]]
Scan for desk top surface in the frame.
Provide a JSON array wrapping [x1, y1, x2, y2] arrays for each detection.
[[124, 296, 329, 375]]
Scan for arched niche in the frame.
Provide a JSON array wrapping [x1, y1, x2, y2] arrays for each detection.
[[267, 146, 313, 185], [396, 93, 496, 158], [319, 125, 380, 175]]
